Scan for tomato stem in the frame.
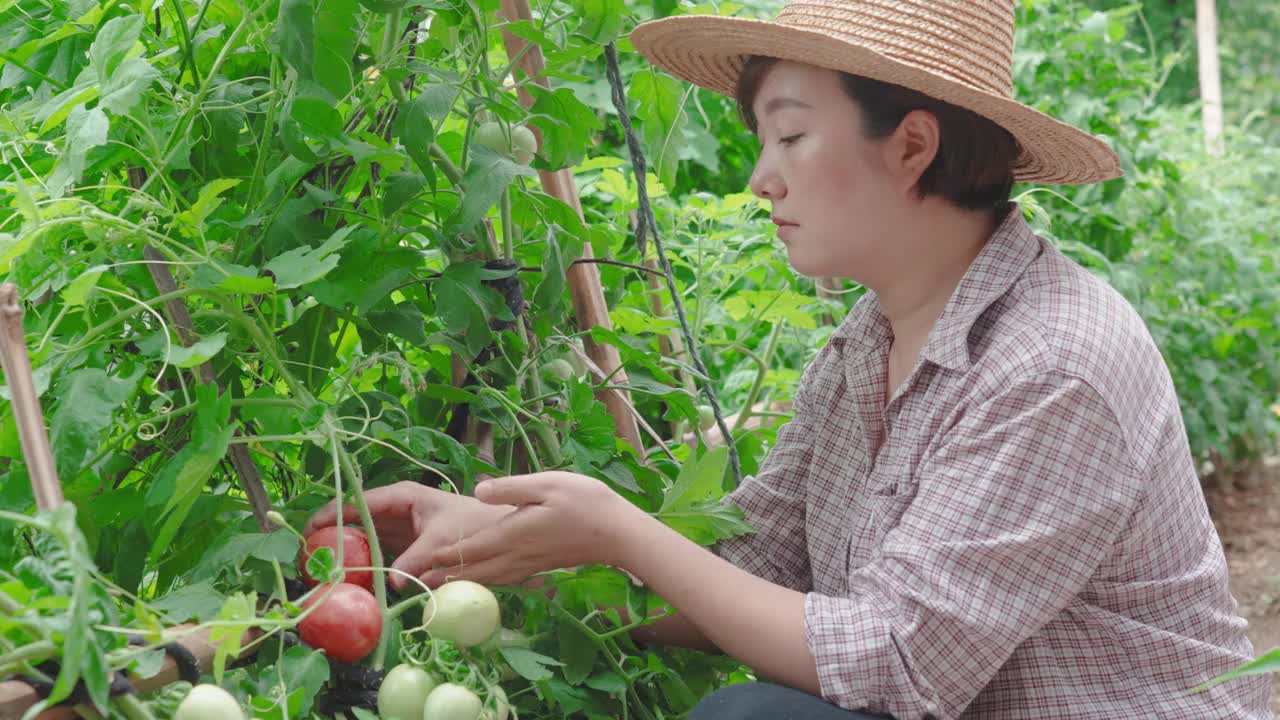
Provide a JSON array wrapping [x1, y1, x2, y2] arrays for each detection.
[[0, 640, 56, 672], [114, 693, 157, 720], [334, 438, 390, 669]]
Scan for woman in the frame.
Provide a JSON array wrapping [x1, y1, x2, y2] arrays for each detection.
[[307, 0, 1273, 717]]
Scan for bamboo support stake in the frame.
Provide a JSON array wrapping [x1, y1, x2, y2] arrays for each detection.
[[496, 0, 645, 454], [0, 284, 63, 511]]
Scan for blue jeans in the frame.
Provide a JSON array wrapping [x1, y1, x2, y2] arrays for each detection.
[[689, 682, 897, 719]]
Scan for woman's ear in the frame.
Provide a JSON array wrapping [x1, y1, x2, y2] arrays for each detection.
[[884, 109, 941, 195]]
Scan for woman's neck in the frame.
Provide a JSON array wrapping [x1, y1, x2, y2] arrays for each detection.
[[872, 201, 997, 377]]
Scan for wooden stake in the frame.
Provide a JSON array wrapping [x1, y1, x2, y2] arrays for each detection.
[[1196, 0, 1224, 156], [0, 284, 63, 511], [495, 0, 645, 455]]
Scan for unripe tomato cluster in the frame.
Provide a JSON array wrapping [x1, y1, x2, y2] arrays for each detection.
[[474, 121, 537, 166]]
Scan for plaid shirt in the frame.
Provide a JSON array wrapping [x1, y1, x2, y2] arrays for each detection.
[[715, 205, 1273, 719]]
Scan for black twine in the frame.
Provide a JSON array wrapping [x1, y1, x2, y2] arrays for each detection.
[[603, 42, 743, 487]]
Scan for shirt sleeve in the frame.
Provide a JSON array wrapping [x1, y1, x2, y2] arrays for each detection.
[[804, 372, 1145, 720], [711, 359, 823, 593]]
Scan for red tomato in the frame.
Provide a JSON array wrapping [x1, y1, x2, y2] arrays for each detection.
[[300, 525, 373, 591], [299, 582, 383, 664]]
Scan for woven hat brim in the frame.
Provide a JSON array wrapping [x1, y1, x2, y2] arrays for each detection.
[[629, 15, 1123, 185]]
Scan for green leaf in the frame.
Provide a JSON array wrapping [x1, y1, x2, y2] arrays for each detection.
[[264, 226, 354, 288], [306, 546, 338, 584], [660, 446, 728, 514], [99, 56, 159, 115], [527, 86, 602, 170], [63, 266, 106, 306], [394, 91, 441, 188], [658, 499, 753, 546], [1189, 647, 1280, 694], [51, 105, 109, 194], [145, 385, 234, 560], [558, 623, 598, 685], [449, 145, 537, 233], [629, 71, 687, 190], [190, 259, 275, 294], [309, 231, 420, 314], [272, 0, 315, 80], [434, 262, 512, 356], [382, 172, 426, 217], [499, 646, 564, 682], [723, 289, 817, 330], [585, 671, 628, 696], [165, 332, 227, 368], [573, 0, 626, 44], [175, 179, 242, 238], [192, 530, 300, 582], [49, 368, 138, 479], [279, 645, 331, 717], [88, 15, 144, 78], [391, 426, 473, 481], [211, 592, 257, 683], [563, 382, 617, 472], [130, 649, 166, 679], [291, 92, 344, 137], [151, 581, 227, 623], [314, 0, 359, 101], [532, 228, 568, 323]]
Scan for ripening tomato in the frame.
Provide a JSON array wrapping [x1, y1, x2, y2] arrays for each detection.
[[174, 684, 244, 720], [299, 582, 383, 663], [300, 525, 373, 591], [423, 683, 483, 720], [377, 664, 438, 720], [423, 580, 500, 648]]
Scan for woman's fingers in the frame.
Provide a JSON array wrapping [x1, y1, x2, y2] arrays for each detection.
[[424, 553, 534, 588], [303, 482, 423, 535], [474, 474, 557, 506], [387, 533, 440, 591], [428, 507, 541, 569]]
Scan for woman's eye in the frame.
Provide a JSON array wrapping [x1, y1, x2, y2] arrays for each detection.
[[779, 133, 804, 146]]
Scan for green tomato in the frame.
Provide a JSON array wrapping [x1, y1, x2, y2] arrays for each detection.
[[377, 664, 437, 720], [511, 125, 537, 165], [697, 404, 716, 430], [474, 122, 536, 166], [542, 358, 574, 382], [474, 122, 508, 156], [423, 580, 501, 647], [423, 682, 483, 720], [174, 684, 244, 720]]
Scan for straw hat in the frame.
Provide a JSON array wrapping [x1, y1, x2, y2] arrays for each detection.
[[629, 0, 1123, 185]]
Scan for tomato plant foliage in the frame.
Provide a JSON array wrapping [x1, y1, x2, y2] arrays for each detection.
[[0, 0, 768, 716]]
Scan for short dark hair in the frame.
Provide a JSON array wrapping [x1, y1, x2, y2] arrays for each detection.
[[735, 56, 1020, 214]]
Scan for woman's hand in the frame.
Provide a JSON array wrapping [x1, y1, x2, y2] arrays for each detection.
[[422, 472, 649, 587], [305, 481, 516, 591]]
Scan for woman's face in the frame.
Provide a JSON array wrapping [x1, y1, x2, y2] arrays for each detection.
[[747, 61, 902, 281]]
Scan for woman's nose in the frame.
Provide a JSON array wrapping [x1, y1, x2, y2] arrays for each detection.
[[749, 158, 786, 201]]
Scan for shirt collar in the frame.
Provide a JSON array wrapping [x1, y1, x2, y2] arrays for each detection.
[[830, 203, 1042, 372]]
